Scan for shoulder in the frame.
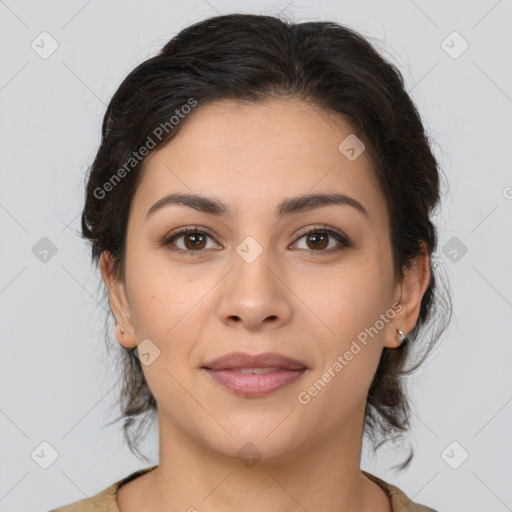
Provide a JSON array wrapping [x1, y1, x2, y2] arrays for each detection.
[[49, 482, 121, 512], [362, 470, 439, 512], [48, 466, 158, 512], [48, 483, 117, 512]]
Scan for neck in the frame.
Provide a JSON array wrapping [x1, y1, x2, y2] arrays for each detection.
[[127, 408, 390, 512]]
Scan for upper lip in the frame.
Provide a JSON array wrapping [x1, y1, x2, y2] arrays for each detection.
[[202, 352, 307, 370]]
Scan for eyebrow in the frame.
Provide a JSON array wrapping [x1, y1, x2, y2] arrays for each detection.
[[145, 192, 369, 220]]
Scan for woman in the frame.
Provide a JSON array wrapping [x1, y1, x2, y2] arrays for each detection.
[[51, 12, 450, 512]]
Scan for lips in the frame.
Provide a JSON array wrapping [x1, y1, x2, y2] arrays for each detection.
[[202, 352, 307, 397], [202, 351, 307, 371]]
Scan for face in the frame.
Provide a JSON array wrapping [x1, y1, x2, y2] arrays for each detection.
[[101, 97, 424, 462]]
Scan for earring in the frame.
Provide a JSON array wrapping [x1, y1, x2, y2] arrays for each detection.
[[121, 327, 125, 335], [396, 328, 407, 344]]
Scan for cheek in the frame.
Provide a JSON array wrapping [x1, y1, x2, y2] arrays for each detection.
[[297, 258, 392, 342], [295, 272, 389, 432], [296, 257, 392, 393], [125, 247, 205, 338]]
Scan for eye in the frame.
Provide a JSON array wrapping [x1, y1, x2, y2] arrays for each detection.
[[162, 225, 351, 257], [162, 227, 220, 255], [291, 226, 351, 255]]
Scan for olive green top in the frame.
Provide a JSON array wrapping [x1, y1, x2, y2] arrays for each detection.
[[49, 465, 438, 511]]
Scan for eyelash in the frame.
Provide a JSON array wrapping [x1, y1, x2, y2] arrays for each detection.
[[162, 225, 351, 258]]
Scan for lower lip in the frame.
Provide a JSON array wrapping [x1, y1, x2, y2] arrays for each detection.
[[203, 368, 306, 397]]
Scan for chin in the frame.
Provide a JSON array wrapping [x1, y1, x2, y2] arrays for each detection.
[[202, 426, 305, 466]]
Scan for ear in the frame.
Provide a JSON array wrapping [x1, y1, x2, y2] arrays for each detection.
[[99, 251, 137, 349], [385, 241, 431, 349]]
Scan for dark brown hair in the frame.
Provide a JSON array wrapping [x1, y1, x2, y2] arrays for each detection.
[[81, 13, 451, 468]]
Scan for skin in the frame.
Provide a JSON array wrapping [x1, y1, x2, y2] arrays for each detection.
[[100, 97, 430, 512]]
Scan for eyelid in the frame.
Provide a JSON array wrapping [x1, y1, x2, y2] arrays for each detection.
[[289, 225, 351, 253], [292, 224, 349, 243], [162, 225, 221, 249]]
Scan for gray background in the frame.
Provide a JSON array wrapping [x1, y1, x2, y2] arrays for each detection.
[[1, 0, 511, 511]]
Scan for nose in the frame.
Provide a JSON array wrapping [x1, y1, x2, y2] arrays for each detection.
[[216, 247, 293, 332]]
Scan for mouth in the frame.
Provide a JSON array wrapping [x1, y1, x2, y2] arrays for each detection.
[[201, 352, 308, 398], [202, 367, 307, 397]]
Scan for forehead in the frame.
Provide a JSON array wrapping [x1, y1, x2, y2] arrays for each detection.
[[131, 97, 387, 224]]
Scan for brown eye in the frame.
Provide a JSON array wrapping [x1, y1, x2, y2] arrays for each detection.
[[163, 227, 219, 255], [293, 227, 350, 254], [305, 232, 329, 250], [182, 232, 207, 250]]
